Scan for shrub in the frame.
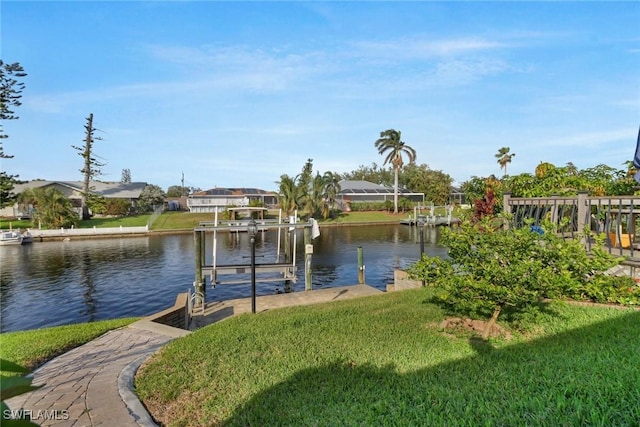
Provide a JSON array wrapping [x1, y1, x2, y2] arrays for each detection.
[[406, 219, 639, 338]]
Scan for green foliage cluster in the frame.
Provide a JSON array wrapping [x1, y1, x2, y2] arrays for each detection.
[[349, 198, 413, 213], [276, 159, 341, 220], [407, 219, 639, 328], [401, 163, 453, 205], [348, 201, 391, 212], [17, 187, 77, 229], [341, 162, 394, 186], [137, 184, 166, 213], [88, 197, 131, 217], [462, 161, 638, 213]]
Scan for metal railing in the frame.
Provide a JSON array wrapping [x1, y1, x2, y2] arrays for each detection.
[[503, 192, 640, 259]]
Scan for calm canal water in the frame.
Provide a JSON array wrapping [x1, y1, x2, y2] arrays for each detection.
[[0, 224, 446, 332]]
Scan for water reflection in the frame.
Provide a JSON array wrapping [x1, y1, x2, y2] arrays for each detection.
[[0, 224, 446, 332]]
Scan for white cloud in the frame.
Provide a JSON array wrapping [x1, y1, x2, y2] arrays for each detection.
[[537, 128, 634, 149], [349, 37, 508, 61]]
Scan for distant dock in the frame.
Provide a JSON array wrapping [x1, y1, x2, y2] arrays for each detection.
[[401, 204, 460, 227]]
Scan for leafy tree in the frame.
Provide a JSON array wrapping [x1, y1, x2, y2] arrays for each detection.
[[461, 176, 488, 208], [401, 163, 453, 205], [374, 129, 417, 214], [19, 187, 78, 229], [137, 184, 166, 213], [495, 146, 515, 177], [71, 113, 105, 219], [121, 168, 132, 183], [166, 185, 188, 198], [105, 198, 131, 216], [503, 162, 627, 198], [87, 194, 108, 216], [407, 219, 632, 338], [0, 60, 27, 208], [461, 175, 504, 214], [342, 162, 394, 186]]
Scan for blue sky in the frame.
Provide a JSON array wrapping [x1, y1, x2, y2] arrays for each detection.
[[2, 1, 639, 192]]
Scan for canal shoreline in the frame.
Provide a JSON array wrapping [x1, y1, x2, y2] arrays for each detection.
[[18, 220, 406, 242]]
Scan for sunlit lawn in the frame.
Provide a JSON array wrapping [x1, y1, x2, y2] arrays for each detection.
[[1, 210, 430, 233], [136, 288, 640, 426], [0, 318, 139, 371]]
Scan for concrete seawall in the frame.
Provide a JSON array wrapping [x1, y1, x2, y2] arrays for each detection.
[[26, 225, 150, 241]]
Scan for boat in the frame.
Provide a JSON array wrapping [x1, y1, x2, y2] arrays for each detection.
[[0, 230, 23, 245], [21, 230, 33, 244], [0, 229, 33, 246]]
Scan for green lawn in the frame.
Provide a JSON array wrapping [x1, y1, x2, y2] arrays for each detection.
[[1, 210, 415, 233], [79, 215, 151, 228], [0, 317, 138, 371], [135, 288, 640, 426], [146, 210, 411, 229], [0, 218, 31, 230]]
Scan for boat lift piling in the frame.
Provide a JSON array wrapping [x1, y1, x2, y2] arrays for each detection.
[[193, 210, 318, 310]]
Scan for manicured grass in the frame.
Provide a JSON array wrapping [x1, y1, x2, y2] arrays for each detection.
[[0, 317, 138, 371], [149, 211, 410, 230], [322, 210, 408, 224], [2, 210, 414, 233], [135, 289, 640, 426], [148, 211, 214, 230], [78, 215, 151, 228], [0, 218, 31, 230]]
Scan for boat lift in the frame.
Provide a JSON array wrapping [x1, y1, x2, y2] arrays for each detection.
[[192, 210, 319, 309]]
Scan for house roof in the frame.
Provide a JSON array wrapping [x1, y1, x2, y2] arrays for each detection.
[[338, 180, 422, 195], [12, 180, 148, 199], [192, 187, 277, 197]]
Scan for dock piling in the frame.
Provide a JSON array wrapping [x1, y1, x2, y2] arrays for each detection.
[[358, 246, 365, 284]]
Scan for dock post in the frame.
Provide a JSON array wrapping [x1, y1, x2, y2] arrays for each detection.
[[284, 225, 292, 292], [194, 230, 205, 306], [357, 246, 365, 284], [304, 227, 312, 291]]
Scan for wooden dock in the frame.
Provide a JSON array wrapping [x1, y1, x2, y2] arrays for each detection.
[[190, 285, 382, 330]]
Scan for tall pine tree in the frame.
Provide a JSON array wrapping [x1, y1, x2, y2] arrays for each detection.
[[72, 113, 105, 219], [0, 60, 27, 208]]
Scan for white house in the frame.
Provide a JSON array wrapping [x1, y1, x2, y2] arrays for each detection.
[[187, 187, 278, 213]]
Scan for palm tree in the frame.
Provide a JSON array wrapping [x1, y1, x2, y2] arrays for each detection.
[[495, 147, 515, 177], [276, 174, 298, 217], [19, 187, 77, 229], [306, 173, 326, 219], [322, 171, 341, 219], [374, 129, 416, 214]]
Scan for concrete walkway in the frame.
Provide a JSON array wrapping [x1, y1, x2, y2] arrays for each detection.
[[5, 285, 382, 426]]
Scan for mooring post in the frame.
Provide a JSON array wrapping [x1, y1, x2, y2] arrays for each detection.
[[304, 227, 312, 291], [248, 220, 257, 313], [357, 246, 365, 284], [284, 225, 292, 292], [193, 230, 205, 306]]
